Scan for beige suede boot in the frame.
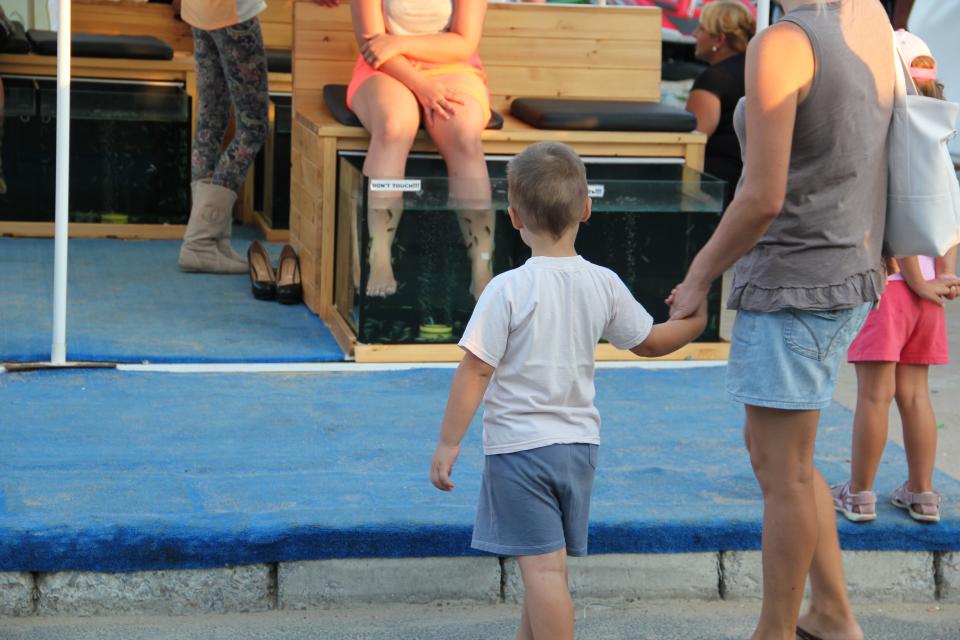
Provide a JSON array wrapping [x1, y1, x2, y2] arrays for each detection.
[[178, 181, 248, 274]]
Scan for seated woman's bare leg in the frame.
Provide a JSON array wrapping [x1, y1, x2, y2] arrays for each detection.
[[427, 77, 493, 299], [351, 75, 420, 297]]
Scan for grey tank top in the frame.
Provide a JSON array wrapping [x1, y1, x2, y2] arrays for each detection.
[[728, 1, 894, 312]]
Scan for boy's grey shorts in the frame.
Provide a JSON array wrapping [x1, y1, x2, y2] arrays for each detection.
[[471, 443, 598, 558]]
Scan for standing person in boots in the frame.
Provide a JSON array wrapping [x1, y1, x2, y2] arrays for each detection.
[[176, 0, 269, 273]]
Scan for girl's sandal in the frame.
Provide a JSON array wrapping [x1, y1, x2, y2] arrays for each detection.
[[830, 481, 877, 523], [890, 483, 941, 523]]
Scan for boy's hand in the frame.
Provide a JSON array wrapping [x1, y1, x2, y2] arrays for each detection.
[[690, 298, 708, 330], [430, 443, 461, 491]]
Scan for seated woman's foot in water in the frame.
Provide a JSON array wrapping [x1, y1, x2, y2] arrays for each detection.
[[457, 209, 495, 300], [366, 242, 397, 297], [365, 206, 401, 297], [470, 252, 492, 300]]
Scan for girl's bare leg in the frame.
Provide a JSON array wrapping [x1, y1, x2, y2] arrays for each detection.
[[849, 362, 897, 494], [894, 364, 937, 493]]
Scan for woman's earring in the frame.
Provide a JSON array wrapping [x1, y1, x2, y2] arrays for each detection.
[[711, 45, 718, 52]]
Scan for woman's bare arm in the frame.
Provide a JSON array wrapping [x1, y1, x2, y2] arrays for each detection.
[[668, 22, 814, 318], [685, 89, 722, 137], [359, 0, 486, 67]]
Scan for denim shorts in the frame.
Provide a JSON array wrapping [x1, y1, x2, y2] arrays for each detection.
[[472, 443, 597, 558], [726, 303, 872, 410]]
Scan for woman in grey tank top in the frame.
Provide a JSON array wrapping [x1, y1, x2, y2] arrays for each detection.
[[668, 1, 894, 638]]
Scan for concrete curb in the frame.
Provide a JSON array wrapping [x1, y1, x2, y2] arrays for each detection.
[[1, 551, 954, 617]]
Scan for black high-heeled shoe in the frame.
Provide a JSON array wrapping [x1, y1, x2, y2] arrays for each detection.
[[247, 240, 277, 300], [276, 244, 302, 305]]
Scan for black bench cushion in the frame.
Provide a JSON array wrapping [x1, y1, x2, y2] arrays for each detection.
[[2, 21, 31, 54], [266, 48, 291, 74], [323, 84, 504, 130], [510, 98, 696, 133], [27, 30, 174, 60]]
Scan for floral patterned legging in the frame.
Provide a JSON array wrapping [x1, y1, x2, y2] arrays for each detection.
[[191, 17, 269, 193]]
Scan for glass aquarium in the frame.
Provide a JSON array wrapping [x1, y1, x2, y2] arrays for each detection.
[[0, 78, 190, 224], [335, 154, 726, 345]]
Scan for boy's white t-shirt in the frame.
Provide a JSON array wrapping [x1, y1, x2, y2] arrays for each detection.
[[459, 255, 654, 456]]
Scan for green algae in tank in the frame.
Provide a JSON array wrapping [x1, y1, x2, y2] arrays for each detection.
[[335, 155, 726, 345]]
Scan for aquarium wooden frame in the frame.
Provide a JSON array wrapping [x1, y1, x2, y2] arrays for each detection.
[[290, 0, 727, 362]]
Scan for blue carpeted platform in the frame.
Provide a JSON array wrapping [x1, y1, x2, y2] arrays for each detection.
[[0, 237, 344, 363], [1, 367, 956, 573]]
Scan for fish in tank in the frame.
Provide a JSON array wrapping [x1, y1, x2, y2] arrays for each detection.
[[334, 154, 726, 346]]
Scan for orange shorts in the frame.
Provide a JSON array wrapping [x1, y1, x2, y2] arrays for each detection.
[[345, 53, 492, 125]]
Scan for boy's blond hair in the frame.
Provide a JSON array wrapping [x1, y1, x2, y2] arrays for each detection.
[[507, 142, 588, 240]]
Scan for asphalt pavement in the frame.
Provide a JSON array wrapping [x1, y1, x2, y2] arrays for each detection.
[[1, 600, 958, 640]]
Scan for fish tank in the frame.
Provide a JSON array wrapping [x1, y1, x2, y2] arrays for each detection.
[[334, 153, 726, 346], [0, 78, 190, 224]]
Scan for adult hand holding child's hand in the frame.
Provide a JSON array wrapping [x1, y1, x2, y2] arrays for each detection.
[[666, 278, 710, 320], [430, 443, 461, 491]]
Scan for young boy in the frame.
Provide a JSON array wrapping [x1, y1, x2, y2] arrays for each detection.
[[429, 141, 706, 640]]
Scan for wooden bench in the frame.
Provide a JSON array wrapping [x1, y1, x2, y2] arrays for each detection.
[[295, 0, 721, 361]]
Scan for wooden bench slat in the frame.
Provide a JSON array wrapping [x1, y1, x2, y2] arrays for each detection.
[[293, 59, 660, 106], [73, 0, 194, 54], [292, 1, 661, 40], [295, 31, 658, 70], [261, 22, 293, 49]]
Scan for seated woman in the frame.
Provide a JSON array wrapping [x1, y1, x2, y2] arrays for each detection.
[[349, 0, 493, 299], [685, 0, 755, 202]]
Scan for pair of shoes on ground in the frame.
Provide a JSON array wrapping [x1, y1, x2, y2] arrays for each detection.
[[247, 240, 302, 304], [831, 480, 940, 523]]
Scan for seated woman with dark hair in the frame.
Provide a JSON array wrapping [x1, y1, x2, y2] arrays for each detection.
[[685, 0, 755, 201]]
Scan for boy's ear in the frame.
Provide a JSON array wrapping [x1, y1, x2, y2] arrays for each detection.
[[580, 197, 592, 223], [507, 206, 524, 231]]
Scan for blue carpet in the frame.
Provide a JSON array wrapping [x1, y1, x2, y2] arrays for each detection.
[[0, 367, 956, 573], [0, 237, 344, 363]]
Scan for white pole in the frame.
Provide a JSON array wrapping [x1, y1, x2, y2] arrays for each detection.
[[757, 0, 771, 32], [51, 0, 71, 364]]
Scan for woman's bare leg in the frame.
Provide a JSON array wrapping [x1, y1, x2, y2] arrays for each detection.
[[744, 405, 861, 640], [427, 77, 494, 299], [799, 468, 863, 640], [351, 75, 420, 297]]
